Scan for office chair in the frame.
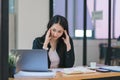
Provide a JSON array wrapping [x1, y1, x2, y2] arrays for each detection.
[[111, 48, 120, 66], [99, 43, 108, 64]]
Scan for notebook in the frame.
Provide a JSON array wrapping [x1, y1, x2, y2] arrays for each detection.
[[11, 49, 49, 72], [100, 66, 120, 72]]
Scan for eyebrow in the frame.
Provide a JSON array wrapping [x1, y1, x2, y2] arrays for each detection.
[[52, 28, 63, 32]]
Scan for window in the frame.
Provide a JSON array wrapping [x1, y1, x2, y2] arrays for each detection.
[[53, 0, 93, 38], [114, 0, 120, 38], [9, 0, 15, 14], [53, 0, 120, 39]]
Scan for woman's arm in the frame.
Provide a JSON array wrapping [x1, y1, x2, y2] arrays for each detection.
[[65, 38, 75, 67]]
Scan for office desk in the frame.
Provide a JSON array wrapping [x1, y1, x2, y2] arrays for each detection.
[[9, 72, 120, 80]]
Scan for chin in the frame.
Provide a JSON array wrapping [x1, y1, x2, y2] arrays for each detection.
[[53, 37, 58, 40]]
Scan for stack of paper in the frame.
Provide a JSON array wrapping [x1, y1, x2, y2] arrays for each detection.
[[14, 71, 56, 78], [63, 66, 96, 75]]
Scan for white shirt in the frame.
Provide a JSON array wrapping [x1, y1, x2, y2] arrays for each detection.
[[48, 49, 60, 68]]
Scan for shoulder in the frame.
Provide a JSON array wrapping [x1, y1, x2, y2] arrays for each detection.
[[34, 36, 45, 41], [34, 37, 41, 41], [32, 37, 45, 49], [33, 37, 45, 44]]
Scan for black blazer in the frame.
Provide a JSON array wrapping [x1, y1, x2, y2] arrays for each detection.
[[32, 37, 75, 68]]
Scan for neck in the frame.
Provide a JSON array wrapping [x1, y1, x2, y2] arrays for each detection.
[[50, 39, 58, 51]]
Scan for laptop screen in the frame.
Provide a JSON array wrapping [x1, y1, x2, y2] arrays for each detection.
[[11, 49, 48, 72]]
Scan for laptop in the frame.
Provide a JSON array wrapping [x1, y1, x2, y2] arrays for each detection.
[[11, 49, 49, 72]]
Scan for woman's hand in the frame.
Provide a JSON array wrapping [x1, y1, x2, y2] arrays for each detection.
[[43, 29, 51, 49], [62, 30, 71, 51]]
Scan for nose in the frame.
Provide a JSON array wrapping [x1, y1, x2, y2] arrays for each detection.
[[54, 32, 58, 36]]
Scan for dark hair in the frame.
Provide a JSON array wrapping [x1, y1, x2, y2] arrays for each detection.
[[47, 15, 69, 35], [42, 15, 70, 67]]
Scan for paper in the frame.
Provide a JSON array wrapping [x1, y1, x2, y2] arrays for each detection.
[[62, 66, 96, 75], [50, 68, 64, 72], [14, 71, 56, 78]]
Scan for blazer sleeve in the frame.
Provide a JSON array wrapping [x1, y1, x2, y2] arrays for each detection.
[[65, 38, 75, 67], [32, 37, 43, 49]]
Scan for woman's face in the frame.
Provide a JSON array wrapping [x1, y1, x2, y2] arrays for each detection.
[[50, 23, 64, 40]]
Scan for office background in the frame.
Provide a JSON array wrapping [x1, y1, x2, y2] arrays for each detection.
[[9, 0, 119, 66]]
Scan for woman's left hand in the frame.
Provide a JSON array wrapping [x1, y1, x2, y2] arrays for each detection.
[[62, 30, 71, 51]]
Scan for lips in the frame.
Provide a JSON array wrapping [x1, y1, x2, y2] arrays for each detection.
[[53, 36, 58, 38], [53, 36, 57, 38]]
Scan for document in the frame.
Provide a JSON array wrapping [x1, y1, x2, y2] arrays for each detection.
[[62, 66, 96, 75], [14, 71, 56, 78], [50, 68, 64, 72]]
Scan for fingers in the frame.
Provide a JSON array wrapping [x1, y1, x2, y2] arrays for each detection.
[[64, 30, 69, 38], [46, 29, 51, 37], [45, 29, 51, 44], [62, 30, 69, 41]]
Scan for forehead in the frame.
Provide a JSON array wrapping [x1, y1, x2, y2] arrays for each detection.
[[51, 23, 64, 31]]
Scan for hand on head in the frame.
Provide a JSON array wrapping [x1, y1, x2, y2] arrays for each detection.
[[62, 30, 71, 51], [62, 30, 70, 45], [43, 29, 51, 49], [45, 29, 51, 44]]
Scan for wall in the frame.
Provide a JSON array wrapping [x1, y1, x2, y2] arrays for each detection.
[[9, 14, 15, 51], [16, 0, 49, 49]]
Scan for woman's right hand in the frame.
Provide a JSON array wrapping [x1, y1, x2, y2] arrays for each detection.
[[43, 29, 51, 48]]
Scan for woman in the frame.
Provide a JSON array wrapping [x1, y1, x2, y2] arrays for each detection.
[[32, 15, 75, 68]]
